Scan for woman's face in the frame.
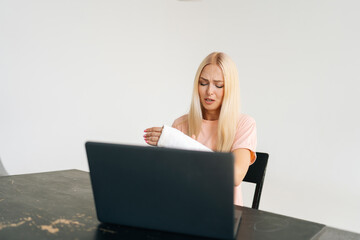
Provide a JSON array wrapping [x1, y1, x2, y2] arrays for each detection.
[[198, 64, 224, 117]]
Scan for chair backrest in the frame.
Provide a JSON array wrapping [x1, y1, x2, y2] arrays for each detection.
[[243, 152, 269, 209]]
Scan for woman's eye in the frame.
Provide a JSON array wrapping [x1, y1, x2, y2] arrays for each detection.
[[200, 83, 208, 86], [216, 85, 224, 88]]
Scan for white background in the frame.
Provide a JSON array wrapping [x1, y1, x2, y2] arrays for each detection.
[[1, 0, 359, 233]]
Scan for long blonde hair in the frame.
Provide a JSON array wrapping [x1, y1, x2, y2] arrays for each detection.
[[188, 52, 240, 152]]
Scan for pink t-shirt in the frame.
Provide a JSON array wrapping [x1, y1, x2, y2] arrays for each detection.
[[172, 114, 257, 206]]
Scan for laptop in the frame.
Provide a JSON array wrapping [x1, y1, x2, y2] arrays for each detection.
[[85, 141, 242, 239]]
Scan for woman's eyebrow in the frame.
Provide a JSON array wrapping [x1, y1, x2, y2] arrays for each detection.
[[200, 77, 223, 82], [200, 77, 209, 81]]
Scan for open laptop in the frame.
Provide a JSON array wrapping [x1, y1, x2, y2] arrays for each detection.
[[85, 141, 242, 239]]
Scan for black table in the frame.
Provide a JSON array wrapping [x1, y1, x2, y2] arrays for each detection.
[[0, 170, 358, 240]]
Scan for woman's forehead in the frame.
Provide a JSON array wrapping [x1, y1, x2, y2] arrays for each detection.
[[200, 64, 224, 80]]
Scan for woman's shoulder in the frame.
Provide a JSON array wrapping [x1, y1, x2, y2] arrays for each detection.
[[172, 114, 189, 128], [237, 113, 256, 128], [172, 114, 189, 134]]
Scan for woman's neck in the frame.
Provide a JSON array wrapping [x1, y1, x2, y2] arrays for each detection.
[[202, 110, 220, 121]]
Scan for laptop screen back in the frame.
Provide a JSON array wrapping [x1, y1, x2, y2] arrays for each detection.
[[86, 142, 235, 239]]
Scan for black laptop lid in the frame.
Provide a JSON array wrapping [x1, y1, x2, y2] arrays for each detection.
[[86, 142, 235, 239]]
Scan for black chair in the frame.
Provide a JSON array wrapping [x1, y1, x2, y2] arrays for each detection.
[[243, 152, 269, 209]]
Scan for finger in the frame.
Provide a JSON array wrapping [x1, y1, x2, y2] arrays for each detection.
[[144, 136, 156, 146], [145, 127, 163, 133], [146, 140, 156, 146], [144, 128, 152, 132], [191, 134, 196, 140], [143, 134, 158, 143], [146, 137, 159, 146], [144, 132, 161, 138], [151, 127, 163, 132], [147, 136, 160, 143], [143, 134, 160, 143]]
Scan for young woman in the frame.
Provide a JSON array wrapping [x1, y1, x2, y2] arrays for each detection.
[[143, 52, 257, 206]]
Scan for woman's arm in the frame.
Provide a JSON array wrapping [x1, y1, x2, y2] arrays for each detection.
[[233, 148, 252, 186], [144, 126, 211, 151], [145, 128, 252, 186]]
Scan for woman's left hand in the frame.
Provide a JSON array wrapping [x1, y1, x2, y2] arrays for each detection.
[[143, 127, 163, 146]]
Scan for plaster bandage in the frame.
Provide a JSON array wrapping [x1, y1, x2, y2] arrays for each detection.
[[157, 125, 212, 152]]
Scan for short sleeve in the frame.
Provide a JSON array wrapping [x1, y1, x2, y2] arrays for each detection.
[[171, 115, 189, 135], [231, 115, 257, 164]]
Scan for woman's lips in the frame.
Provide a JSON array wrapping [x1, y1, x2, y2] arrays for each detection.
[[204, 98, 215, 105]]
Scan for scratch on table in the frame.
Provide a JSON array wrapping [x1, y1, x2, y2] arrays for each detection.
[[39, 218, 85, 234], [99, 227, 117, 234], [40, 225, 59, 234], [86, 226, 97, 232], [0, 217, 32, 230], [52, 219, 84, 226]]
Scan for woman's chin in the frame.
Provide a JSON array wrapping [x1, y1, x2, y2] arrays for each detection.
[[202, 105, 221, 113]]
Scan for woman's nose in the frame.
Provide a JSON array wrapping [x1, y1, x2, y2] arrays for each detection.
[[206, 85, 214, 95]]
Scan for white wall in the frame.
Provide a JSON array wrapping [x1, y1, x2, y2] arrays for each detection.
[[1, 0, 359, 233]]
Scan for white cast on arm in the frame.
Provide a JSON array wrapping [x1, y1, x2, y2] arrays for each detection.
[[157, 125, 212, 152]]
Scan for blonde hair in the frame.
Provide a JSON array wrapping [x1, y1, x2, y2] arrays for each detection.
[[188, 52, 240, 152]]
